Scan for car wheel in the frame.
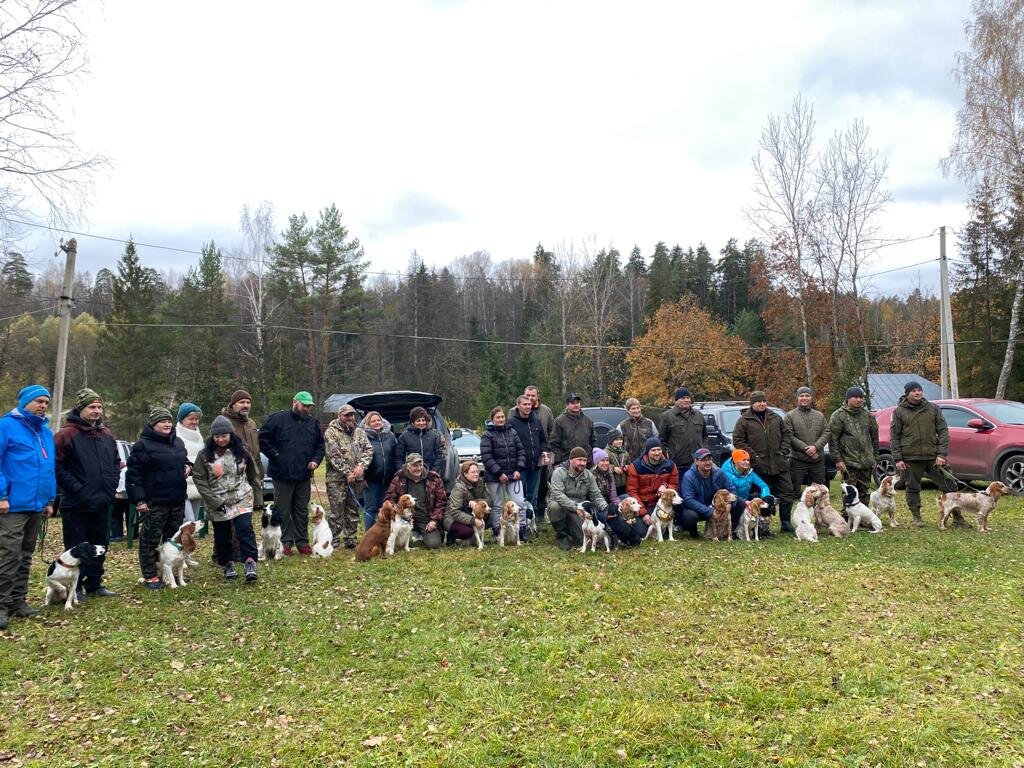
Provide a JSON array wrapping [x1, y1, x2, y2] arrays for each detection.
[[874, 453, 896, 483], [998, 453, 1024, 495]]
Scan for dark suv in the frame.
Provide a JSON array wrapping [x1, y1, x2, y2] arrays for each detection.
[[696, 401, 837, 480]]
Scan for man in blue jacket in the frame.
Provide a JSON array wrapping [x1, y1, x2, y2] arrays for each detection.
[[0, 385, 57, 629], [678, 447, 739, 539]]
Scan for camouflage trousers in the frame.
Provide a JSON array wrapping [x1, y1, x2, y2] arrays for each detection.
[[326, 481, 362, 547]]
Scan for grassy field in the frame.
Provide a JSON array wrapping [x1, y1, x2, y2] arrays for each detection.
[[2, 485, 1023, 767]]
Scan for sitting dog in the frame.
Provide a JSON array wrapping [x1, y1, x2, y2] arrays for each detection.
[[157, 520, 204, 588], [580, 504, 612, 553], [706, 488, 737, 542], [842, 482, 883, 533], [522, 500, 538, 541], [792, 486, 821, 543], [869, 474, 898, 528], [470, 499, 490, 550], [386, 494, 416, 555], [645, 486, 681, 542], [258, 504, 284, 561], [937, 481, 1012, 532], [310, 503, 333, 558], [737, 497, 768, 542], [618, 496, 642, 525], [355, 501, 395, 561], [44, 543, 106, 610], [810, 483, 850, 538], [498, 500, 521, 547]]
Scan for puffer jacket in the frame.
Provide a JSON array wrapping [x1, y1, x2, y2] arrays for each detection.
[[323, 419, 373, 484], [384, 467, 446, 527], [0, 408, 56, 513], [191, 440, 263, 522], [126, 424, 190, 506], [721, 458, 770, 501], [784, 406, 828, 465], [444, 474, 489, 530], [617, 416, 657, 461], [658, 406, 706, 468], [680, 464, 736, 520], [480, 422, 526, 482], [258, 409, 325, 481], [890, 396, 949, 462], [550, 410, 596, 464], [507, 408, 547, 466], [828, 405, 879, 470], [548, 462, 607, 514], [364, 427, 397, 486], [394, 425, 443, 475], [625, 455, 679, 511], [54, 411, 120, 511], [732, 407, 791, 476]]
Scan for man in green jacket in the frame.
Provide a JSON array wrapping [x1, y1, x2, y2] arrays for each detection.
[[828, 386, 879, 505], [733, 391, 795, 532], [785, 386, 829, 492], [890, 380, 958, 528], [550, 394, 596, 465], [658, 387, 706, 482], [547, 447, 607, 551]]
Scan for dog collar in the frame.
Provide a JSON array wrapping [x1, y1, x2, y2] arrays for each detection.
[[57, 556, 77, 568], [979, 490, 990, 496], [166, 540, 183, 551]]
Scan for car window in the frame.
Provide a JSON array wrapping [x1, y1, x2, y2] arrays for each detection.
[[975, 401, 1024, 425], [718, 410, 741, 434], [940, 407, 977, 428]]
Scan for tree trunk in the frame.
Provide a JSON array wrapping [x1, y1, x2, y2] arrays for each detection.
[[995, 260, 1024, 398]]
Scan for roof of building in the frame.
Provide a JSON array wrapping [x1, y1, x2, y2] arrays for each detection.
[[867, 374, 942, 410]]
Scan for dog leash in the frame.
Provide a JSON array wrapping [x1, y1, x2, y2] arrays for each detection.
[[347, 483, 365, 511], [36, 514, 50, 562], [936, 464, 975, 493]]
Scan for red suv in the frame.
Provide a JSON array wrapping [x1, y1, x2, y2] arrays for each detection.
[[874, 399, 1024, 494]]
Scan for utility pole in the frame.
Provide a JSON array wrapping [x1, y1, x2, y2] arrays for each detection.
[[938, 226, 959, 399], [51, 238, 77, 434]]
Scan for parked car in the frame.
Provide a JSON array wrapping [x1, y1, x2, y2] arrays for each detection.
[[259, 452, 274, 502], [874, 398, 1024, 494], [451, 428, 481, 464], [696, 401, 837, 481], [582, 406, 659, 449], [326, 391, 460, 489]]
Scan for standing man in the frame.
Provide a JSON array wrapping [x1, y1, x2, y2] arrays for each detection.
[[890, 380, 958, 528], [785, 386, 829, 494], [658, 387, 707, 487], [547, 446, 607, 550], [323, 404, 372, 549], [828, 386, 880, 510], [732, 391, 795, 532], [508, 394, 548, 515], [617, 398, 657, 461], [525, 385, 556, 515], [0, 385, 56, 629], [259, 392, 325, 556], [222, 389, 262, 480], [550, 393, 596, 465], [55, 388, 120, 600]]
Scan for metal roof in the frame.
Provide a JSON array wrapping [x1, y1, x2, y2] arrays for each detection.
[[867, 374, 941, 410]]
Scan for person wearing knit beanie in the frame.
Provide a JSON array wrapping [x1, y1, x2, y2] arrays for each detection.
[[569, 446, 588, 461], [177, 402, 202, 424], [210, 415, 234, 436], [904, 381, 923, 395], [148, 407, 173, 426], [228, 390, 252, 408], [786, 384, 829, 518], [176, 403, 205, 524], [74, 388, 102, 413], [17, 384, 50, 412], [592, 447, 609, 464]]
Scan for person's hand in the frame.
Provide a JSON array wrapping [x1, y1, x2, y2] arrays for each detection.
[[351, 465, 364, 480], [45, 504, 55, 517], [642, 514, 652, 525], [612, 466, 623, 475], [935, 456, 948, 467], [425, 521, 437, 533], [512, 471, 521, 481], [576, 506, 586, 519], [183, 465, 192, 478], [308, 461, 318, 471], [895, 460, 907, 472], [835, 461, 846, 474], [499, 474, 508, 484], [804, 446, 817, 458], [0, 500, 8, 515], [136, 502, 149, 513]]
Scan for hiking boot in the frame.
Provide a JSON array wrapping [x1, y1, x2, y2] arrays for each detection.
[[224, 563, 238, 580], [297, 544, 313, 556], [144, 576, 165, 590], [0, 608, 8, 630], [244, 559, 258, 582], [779, 522, 795, 533], [12, 603, 39, 618], [910, 509, 925, 528], [76, 587, 87, 602], [557, 537, 573, 551], [89, 587, 117, 598], [283, 545, 295, 556]]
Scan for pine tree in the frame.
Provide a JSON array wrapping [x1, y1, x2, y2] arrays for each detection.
[[1, 252, 33, 299]]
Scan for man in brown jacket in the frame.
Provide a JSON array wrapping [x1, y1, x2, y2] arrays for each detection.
[[733, 391, 795, 532], [221, 389, 262, 479], [785, 386, 829, 492]]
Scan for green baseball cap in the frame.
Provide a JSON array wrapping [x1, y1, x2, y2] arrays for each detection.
[[294, 391, 315, 405]]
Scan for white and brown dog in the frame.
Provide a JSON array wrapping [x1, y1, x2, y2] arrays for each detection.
[[810, 483, 850, 538], [469, 499, 490, 550], [580, 504, 611, 553], [792, 486, 821, 543], [645, 486, 681, 542], [937, 481, 1012, 532], [44, 543, 106, 610], [618, 496, 643, 525], [737, 497, 769, 542], [869, 474, 898, 528], [841, 482, 883, 533], [498, 500, 521, 547], [386, 493, 416, 555], [310, 503, 333, 558], [157, 520, 204, 588]]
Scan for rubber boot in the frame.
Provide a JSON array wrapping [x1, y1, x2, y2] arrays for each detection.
[[779, 503, 794, 534], [910, 508, 925, 528], [551, 518, 573, 551]]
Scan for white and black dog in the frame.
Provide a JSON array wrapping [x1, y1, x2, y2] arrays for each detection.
[[258, 504, 284, 561], [44, 543, 106, 611], [841, 482, 884, 533]]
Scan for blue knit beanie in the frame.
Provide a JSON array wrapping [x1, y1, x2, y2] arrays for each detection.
[[177, 402, 202, 423], [18, 384, 50, 411]]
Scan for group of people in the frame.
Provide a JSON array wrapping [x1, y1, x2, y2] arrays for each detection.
[[0, 377, 957, 629]]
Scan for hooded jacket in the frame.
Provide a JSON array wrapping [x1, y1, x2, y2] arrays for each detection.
[[550, 409, 596, 464], [680, 464, 736, 520], [480, 422, 526, 482], [191, 437, 263, 522], [444, 474, 489, 530], [616, 415, 657, 461], [394, 424, 444, 475], [125, 424, 190, 506], [364, 426, 397, 486], [828, 405, 880, 470], [548, 462, 607, 515], [221, 407, 262, 479], [720, 457, 770, 501], [658, 406, 707, 468], [258, 408, 326, 482], [732, 407, 791, 476], [54, 410, 120, 511], [0, 408, 56, 513], [890, 395, 948, 462]]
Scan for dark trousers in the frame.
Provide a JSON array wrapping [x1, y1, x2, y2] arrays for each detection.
[[363, 482, 385, 532], [760, 469, 794, 521], [138, 503, 185, 580], [61, 505, 111, 592], [413, 521, 443, 550], [546, 501, 585, 545], [677, 508, 703, 538], [521, 467, 542, 513], [0, 513, 43, 610], [446, 521, 476, 543], [275, 479, 311, 547], [212, 515, 258, 565], [902, 460, 956, 512], [537, 466, 551, 518], [844, 465, 874, 505], [790, 460, 827, 492], [728, 498, 750, 531]]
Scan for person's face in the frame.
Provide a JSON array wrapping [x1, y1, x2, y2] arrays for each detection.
[[647, 446, 664, 463], [907, 388, 923, 404], [696, 456, 714, 473], [597, 457, 610, 471], [214, 433, 231, 447], [367, 413, 383, 431], [567, 399, 582, 414], [465, 464, 480, 483], [292, 401, 311, 417], [153, 418, 173, 435], [797, 393, 813, 408], [628, 403, 642, 418], [738, 458, 751, 471], [80, 402, 103, 422], [408, 461, 424, 479], [413, 416, 428, 430], [570, 456, 588, 472], [526, 390, 539, 407], [491, 410, 506, 427], [25, 396, 49, 417], [609, 438, 623, 451], [752, 401, 768, 413], [182, 412, 201, 430], [848, 395, 865, 409], [232, 398, 252, 416], [340, 412, 357, 429], [675, 396, 692, 409], [516, 398, 532, 417]]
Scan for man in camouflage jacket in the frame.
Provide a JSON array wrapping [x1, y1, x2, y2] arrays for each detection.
[[828, 386, 879, 504], [324, 404, 373, 548]]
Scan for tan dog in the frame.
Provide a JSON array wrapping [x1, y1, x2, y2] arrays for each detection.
[[870, 474, 898, 527], [810, 483, 850, 538], [645, 486, 681, 542], [386, 494, 417, 555], [793, 486, 821, 542], [706, 488, 736, 542], [355, 501, 395, 562], [618, 496, 643, 525], [498, 501, 521, 546], [937, 481, 1012, 532], [470, 499, 490, 550], [737, 497, 768, 542]]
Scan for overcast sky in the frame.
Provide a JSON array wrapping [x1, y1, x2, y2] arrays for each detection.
[[21, 0, 974, 296]]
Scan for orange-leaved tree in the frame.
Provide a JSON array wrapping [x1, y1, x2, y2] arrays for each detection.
[[621, 297, 747, 406]]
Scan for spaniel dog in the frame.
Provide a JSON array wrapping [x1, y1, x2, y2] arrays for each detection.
[[645, 486, 681, 542], [44, 543, 106, 610], [470, 499, 490, 550], [157, 520, 204, 588], [737, 497, 768, 542], [498, 500, 521, 547], [810, 483, 850, 538], [792, 486, 821, 543], [386, 494, 416, 556], [937, 481, 1012, 532], [310, 503, 334, 558], [355, 500, 395, 562], [869, 474, 898, 527], [258, 504, 284, 561], [618, 496, 643, 525], [706, 488, 737, 542], [580, 504, 611, 553], [841, 482, 883, 533]]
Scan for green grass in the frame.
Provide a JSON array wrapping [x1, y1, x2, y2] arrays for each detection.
[[3, 485, 1024, 767]]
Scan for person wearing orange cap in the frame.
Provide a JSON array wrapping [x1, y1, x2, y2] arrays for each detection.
[[721, 448, 773, 532]]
